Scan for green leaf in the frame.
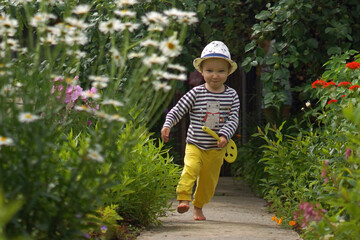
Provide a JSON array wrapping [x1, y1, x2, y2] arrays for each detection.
[[255, 10, 271, 20], [306, 38, 319, 48], [327, 47, 341, 56], [241, 57, 252, 67], [245, 40, 257, 52]]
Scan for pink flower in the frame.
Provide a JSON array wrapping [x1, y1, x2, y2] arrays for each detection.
[[345, 148, 352, 159], [321, 168, 326, 178], [65, 85, 83, 104]]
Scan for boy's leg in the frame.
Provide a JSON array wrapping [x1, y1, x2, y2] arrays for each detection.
[[176, 144, 202, 212], [192, 148, 225, 212]]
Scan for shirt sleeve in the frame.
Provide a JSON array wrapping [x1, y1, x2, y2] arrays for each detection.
[[163, 88, 197, 129], [218, 91, 240, 141]]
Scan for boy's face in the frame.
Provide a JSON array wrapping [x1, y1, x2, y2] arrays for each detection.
[[200, 58, 230, 92]]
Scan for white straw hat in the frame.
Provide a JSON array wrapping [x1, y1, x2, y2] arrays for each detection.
[[193, 41, 237, 75]]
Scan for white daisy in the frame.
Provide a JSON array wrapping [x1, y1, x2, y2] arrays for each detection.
[[18, 112, 41, 123], [160, 35, 182, 57], [141, 11, 169, 27], [109, 114, 126, 122], [140, 39, 159, 48], [147, 25, 164, 32], [0, 136, 14, 146], [89, 75, 110, 83], [178, 12, 198, 25], [82, 90, 101, 100], [168, 63, 186, 72], [30, 13, 56, 28], [87, 149, 104, 163], [102, 99, 124, 107], [5, 38, 20, 51], [164, 8, 184, 18], [99, 19, 124, 34], [1, 84, 15, 96], [64, 29, 88, 46], [73, 4, 90, 15], [92, 81, 108, 89], [152, 81, 171, 92], [114, 9, 136, 18], [1, 14, 18, 36], [74, 105, 92, 112], [65, 17, 89, 29], [40, 33, 58, 45], [122, 22, 140, 32], [111, 47, 123, 66], [116, 0, 138, 8], [143, 54, 168, 67], [128, 52, 145, 59]]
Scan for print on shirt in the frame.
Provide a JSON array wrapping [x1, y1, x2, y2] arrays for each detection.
[[203, 101, 220, 129]]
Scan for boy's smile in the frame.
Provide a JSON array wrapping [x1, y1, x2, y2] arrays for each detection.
[[200, 58, 230, 93]]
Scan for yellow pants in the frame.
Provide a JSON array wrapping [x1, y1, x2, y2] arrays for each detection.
[[176, 144, 225, 208]]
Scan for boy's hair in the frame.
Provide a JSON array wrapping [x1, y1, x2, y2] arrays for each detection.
[[199, 58, 232, 73]]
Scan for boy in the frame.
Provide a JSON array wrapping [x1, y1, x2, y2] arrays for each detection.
[[161, 41, 240, 220]]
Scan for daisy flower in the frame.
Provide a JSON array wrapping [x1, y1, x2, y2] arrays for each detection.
[[74, 105, 93, 112], [99, 19, 124, 34], [143, 54, 168, 67], [128, 52, 145, 59], [160, 35, 182, 57], [18, 112, 41, 123], [30, 13, 56, 28], [1, 14, 18, 36], [40, 33, 58, 45], [140, 39, 159, 48], [65, 17, 89, 29], [0, 136, 14, 146], [116, 0, 138, 8], [122, 22, 140, 32], [102, 99, 124, 107], [87, 149, 104, 163], [109, 114, 126, 122], [168, 63, 186, 72], [82, 88, 101, 100], [73, 4, 90, 15], [89, 75, 109, 83], [177, 11, 198, 25], [141, 11, 169, 27], [114, 9, 136, 18], [152, 81, 171, 92]]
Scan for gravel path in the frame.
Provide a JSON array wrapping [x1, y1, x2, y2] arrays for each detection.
[[137, 177, 301, 240]]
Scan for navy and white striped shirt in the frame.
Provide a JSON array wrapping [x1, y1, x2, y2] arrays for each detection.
[[163, 84, 240, 150]]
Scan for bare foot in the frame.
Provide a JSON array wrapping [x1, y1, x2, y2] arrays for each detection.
[[177, 200, 190, 214], [193, 206, 206, 220]]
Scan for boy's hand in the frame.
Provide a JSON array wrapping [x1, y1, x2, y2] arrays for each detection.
[[217, 136, 228, 148], [161, 127, 171, 143]]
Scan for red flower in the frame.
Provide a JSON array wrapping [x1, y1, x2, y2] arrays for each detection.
[[346, 61, 360, 70], [323, 81, 336, 88], [337, 81, 352, 87], [327, 99, 338, 105], [312, 79, 327, 88], [349, 85, 360, 90], [341, 95, 347, 98]]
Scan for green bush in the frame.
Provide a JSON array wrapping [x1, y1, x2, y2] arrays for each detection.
[[0, 0, 194, 238], [249, 51, 360, 238], [101, 123, 181, 227]]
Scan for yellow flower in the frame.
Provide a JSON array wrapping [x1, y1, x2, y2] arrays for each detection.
[[277, 217, 283, 225]]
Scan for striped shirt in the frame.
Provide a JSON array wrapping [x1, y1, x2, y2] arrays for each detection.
[[163, 84, 240, 150]]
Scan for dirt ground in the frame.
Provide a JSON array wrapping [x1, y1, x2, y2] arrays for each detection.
[[137, 177, 301, 240]]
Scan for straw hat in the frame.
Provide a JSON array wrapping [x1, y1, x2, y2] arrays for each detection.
[[193, 41, 237, 75]]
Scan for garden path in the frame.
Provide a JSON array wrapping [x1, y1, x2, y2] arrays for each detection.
[[137, 177, 301, 240]]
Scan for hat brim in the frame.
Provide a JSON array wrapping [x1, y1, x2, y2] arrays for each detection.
[[193, 57, 238, 75]]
